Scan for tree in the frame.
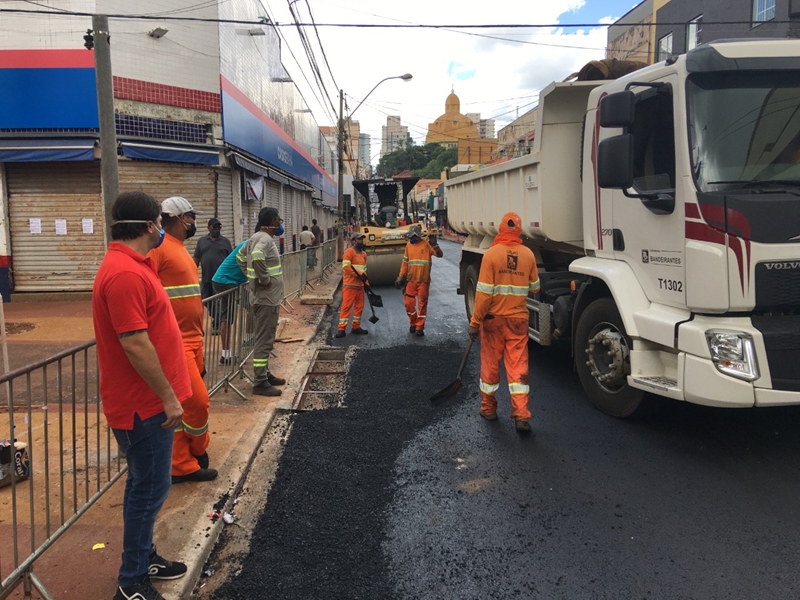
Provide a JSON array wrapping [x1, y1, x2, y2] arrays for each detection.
[[376, 142, 458, 179]]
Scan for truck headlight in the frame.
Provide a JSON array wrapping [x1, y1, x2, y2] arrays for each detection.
[[705, 330, 759, 382]]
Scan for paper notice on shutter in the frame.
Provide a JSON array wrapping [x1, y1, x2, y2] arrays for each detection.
[[82, 218, 94, 234], [55, 219, 67, 235], [29, 218, 42, 234]]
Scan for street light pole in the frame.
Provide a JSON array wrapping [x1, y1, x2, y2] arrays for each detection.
[[336, 73, 412, 260]]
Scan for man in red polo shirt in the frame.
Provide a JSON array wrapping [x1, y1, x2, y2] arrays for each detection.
[[93, 191, 191, 600]]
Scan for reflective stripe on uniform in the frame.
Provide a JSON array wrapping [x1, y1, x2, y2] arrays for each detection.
[[475, 281, 528, 297], [509, 382, 530, 395], [407, 259, 431, 267], [252, 357, 269, 367], [480, 379, 500, 394], [342, 260, 352, 268], [529, 279, 540, 293], [267, 264, 282, 275], [164, 284, 201, 299], [181, 420, 209, 437], [351, 264, 367, 274]]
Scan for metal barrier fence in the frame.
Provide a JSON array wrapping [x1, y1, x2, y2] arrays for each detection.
[[0, 335, 124, 600], [0, 238, 338, 597], [201, 239, 337, 400]]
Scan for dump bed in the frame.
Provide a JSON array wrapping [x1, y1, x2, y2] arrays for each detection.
[[445, 81, 603, 251]]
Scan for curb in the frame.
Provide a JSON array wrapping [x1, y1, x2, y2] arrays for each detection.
[[164, 281, 338, 599]]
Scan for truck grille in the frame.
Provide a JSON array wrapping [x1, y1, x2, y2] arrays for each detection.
[[751, 315, 800, 392], [755, 262, 800, 310]]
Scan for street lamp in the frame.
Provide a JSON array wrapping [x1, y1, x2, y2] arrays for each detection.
[[337, 73, 412, 259]]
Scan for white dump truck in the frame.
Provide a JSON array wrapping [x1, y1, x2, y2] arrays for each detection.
[[448, 39, 800, 417]]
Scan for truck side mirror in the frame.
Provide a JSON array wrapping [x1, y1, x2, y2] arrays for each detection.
[[597, 134, 634, 189], [599, 91, 635, 128]]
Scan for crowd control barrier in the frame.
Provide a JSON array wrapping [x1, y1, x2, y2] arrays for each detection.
[[0, 237, 340, 598], [0, 337, 123, 600], [200, 239, 336, 399]]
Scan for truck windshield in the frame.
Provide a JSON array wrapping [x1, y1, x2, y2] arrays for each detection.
[[687, 71, 800, 192]]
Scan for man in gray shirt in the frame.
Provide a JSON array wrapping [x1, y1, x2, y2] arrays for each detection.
[[236, 207, 286, 396]]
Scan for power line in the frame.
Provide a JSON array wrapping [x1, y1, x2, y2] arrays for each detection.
[[0, 8, 794, 28]]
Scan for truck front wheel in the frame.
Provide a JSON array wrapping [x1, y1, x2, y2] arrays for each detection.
[[464, 264, 479, 321], [575, 298, 644, 418]]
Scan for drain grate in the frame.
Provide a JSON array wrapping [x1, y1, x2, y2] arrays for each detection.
[[291, 347, 348, 411]]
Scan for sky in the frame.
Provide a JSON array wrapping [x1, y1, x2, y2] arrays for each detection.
[[263, 0, 641, 163]]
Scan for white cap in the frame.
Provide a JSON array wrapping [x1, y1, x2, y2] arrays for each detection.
[[161, 196, 204, 217]]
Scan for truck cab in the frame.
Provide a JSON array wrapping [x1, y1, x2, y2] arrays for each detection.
[[588, 39, 800, 411]]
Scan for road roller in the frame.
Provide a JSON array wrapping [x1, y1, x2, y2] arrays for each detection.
[[352, 176, 433, 286]]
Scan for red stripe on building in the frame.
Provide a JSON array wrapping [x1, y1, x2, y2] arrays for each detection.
[[0, 256, 11, 268], [0, 49, 96, 69], [113, 77, 221, 113], [220, 75, 336, 186], [685, 203, 700, 219]]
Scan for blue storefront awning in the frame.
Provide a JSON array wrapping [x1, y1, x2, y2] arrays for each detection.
[[0, 138, 96, 162], [121, 142, 219, 165]]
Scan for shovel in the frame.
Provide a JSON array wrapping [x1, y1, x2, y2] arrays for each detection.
[[350, 266, 382, 324], [429, 337, 475, 402]]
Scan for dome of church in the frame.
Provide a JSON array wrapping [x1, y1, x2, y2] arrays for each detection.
[[426, 89, 478, 146], [445, 92, 460, 113]]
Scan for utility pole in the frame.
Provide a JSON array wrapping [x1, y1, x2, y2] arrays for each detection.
[[92, 14, 120, 244], [337, 89, 345, 260]]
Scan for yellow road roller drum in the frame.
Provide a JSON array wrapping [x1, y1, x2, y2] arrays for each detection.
[[361, 223, 431, 286]]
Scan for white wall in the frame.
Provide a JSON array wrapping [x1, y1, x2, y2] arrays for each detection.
[[0, 0, 220, 93]]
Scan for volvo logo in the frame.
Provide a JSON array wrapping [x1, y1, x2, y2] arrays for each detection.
[[763, 261, 800, 270]]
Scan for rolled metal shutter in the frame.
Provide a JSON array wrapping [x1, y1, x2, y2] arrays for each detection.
[[264, 180, 279, 210], [215, 169, 234, 235], [7, 162, 103, 292], [118, 161, 216, 257]]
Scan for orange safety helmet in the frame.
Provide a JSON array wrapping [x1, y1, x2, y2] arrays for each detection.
[[499, 212, 522, 236]]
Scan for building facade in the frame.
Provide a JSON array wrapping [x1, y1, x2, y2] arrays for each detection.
[[465, 114, 497, 139], [496, 107, 537, 160], [655, 0, 800, 61], [0, 0, 337, 299], [358, 133, 372, 178], [380, 116, 409, 158], [607, 0, 654, 63]]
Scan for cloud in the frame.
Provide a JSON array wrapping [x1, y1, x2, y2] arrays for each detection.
[[271, 0, 632, 151], [455, 68, 477, 81]]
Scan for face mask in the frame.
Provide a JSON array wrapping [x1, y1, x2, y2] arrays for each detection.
[[112, 219, 165, 249], [355, 242, 365, 251], [410, 237, 420, 244], [276, 224, 285, 237], [183, 218, 197, 239], [210, 229, 221, 239]]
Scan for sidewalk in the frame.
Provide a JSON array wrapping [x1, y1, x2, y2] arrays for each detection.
[[1, 267, 340, 600]]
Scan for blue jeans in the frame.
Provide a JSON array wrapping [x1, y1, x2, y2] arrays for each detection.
[[112, 412, 173, 588]]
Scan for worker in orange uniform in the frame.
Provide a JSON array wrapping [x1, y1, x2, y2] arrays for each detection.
[[395, 225, 443, 337], [148, 196, 218, 483], [468, 212, 540, 434], [336, 232, 370, 338]]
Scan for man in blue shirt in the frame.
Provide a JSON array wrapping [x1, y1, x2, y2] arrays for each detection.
[[211, 239, 247, 365]]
